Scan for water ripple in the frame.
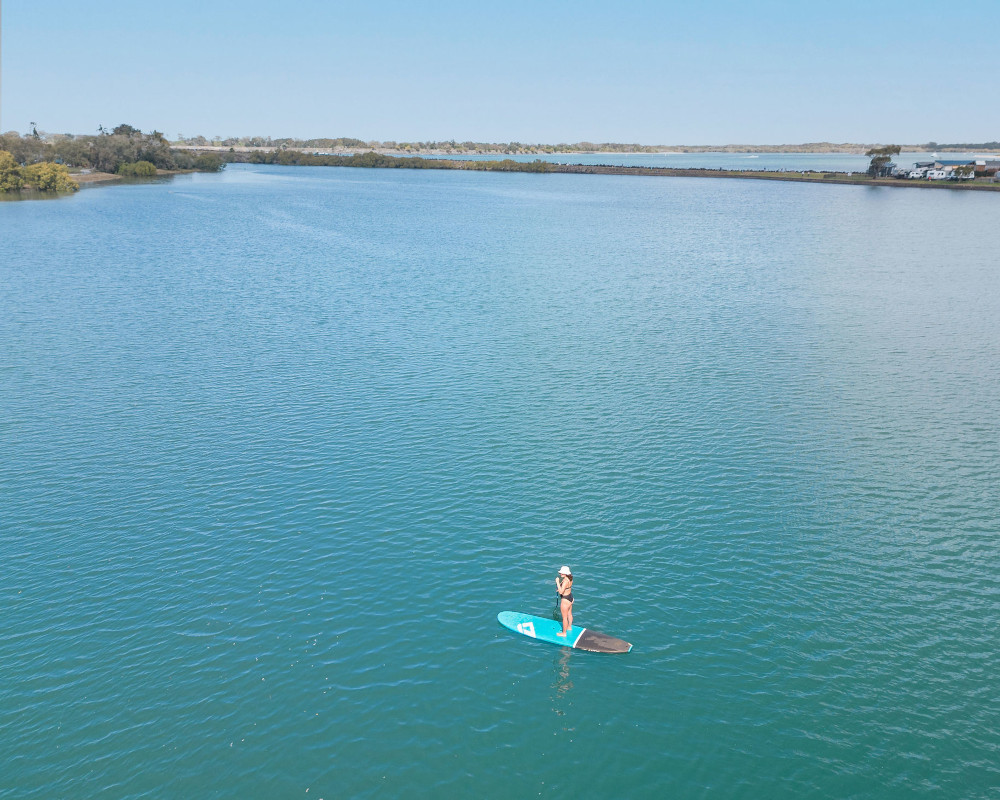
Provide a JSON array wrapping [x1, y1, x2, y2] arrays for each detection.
[[2, 167, 999, 798]]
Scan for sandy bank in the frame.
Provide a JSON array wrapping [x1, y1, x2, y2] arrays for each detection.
[[69, 168, 191, 187]]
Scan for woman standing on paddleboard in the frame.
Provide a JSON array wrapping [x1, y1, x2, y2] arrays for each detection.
[[556, 566, 574, 637]]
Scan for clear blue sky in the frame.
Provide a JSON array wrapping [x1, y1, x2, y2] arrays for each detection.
[[2, 0, 998, 144]]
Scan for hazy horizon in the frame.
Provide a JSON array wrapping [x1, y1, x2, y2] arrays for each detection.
[[10, 131, 998, 151], [2, 0, 998, 144]]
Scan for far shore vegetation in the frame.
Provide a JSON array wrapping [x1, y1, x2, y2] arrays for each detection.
[[0, 124, 225, 194], [3, 124, 998, 195], [241, 149, 554, 172], [171, 134, 1000, 155]]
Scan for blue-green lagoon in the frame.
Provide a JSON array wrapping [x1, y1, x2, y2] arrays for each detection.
[[3, 165, 999, 798]]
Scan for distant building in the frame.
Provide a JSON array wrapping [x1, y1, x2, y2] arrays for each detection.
[[934, 159, 975, 169]]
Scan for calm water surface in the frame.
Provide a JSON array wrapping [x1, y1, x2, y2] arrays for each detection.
[[2, 165, 999, 798]]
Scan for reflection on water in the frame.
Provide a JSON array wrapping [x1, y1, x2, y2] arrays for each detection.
[[551, 648, 574, 717], [0, 190, 70, 202]]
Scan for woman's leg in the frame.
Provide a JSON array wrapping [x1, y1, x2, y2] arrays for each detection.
[[558, 598, 570, 636]]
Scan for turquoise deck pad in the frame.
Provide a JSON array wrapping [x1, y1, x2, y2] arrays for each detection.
[[498, 611, 632, 653]]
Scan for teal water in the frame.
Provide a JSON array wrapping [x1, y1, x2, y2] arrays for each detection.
[[3, 165, 999, 798]]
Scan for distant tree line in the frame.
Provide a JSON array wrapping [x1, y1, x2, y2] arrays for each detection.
[[232, 149, 552, 172], [924, 141, 1000, 151], [180, 134, 371, 150], [177, 134, 655, 154], [0, 124, 226, 177], [182, 137, 995, 155], [188, 136, 882, 155]]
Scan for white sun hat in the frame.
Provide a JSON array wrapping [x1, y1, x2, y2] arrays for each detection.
[[558, 566, 572, 575]]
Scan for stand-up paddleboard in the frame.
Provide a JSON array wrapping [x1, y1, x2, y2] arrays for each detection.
[[497, 611, 632, 653]]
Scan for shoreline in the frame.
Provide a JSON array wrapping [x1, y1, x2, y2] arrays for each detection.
[[0, 168, 199, 198], [68, 167, 193, 188], [524, 163, 1000, 190], [172, 146, 1000, 192], [70, 170, 122, 185], [233, 152, 1000, 192], [14, 161, 999, 195]]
